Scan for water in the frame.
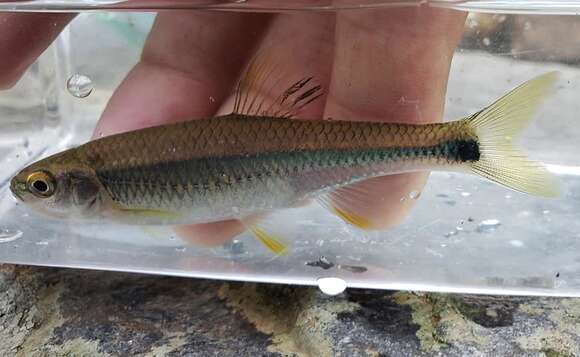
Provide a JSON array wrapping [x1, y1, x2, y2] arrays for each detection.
[[307, 256, 335, 270], [223, 239, 246, 255], [0, 227, 22, 243], [1, 4, 580, 297], [477, 219, 502, 232]]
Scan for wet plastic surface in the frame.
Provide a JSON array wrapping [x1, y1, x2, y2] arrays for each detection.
[[0, 1, 579, 14], [1, 10, 580, 296]]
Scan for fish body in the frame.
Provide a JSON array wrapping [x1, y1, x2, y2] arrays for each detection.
[[17, 115, 473, 224], [10, 70, 561, 253]]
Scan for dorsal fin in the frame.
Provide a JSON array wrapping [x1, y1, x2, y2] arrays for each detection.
[[232, 51, 323, 118]]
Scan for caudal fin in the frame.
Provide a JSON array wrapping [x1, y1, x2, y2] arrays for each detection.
[[465, 71, 561, 197]]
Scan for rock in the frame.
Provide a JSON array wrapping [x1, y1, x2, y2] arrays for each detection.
[[3, 264, 580, 356]]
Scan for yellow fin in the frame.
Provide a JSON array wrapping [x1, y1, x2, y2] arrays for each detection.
[[250, 226, 288, 255], [465, 71, 561, 197], [232, 50, 323, 118], [331, 206, 372, 230], [247, 224, 289, 255], [317, 189, 375, 230]]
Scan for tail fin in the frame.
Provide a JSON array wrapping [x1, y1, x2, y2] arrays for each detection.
[[464, 71, 561, 197]]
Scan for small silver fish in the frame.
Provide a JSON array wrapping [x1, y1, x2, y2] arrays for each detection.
[[10, 58, 560, 254]]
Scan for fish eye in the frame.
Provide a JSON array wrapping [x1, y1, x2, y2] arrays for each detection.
[[26, 171, 56, 198]]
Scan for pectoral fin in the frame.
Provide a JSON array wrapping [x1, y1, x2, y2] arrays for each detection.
[[250, 226, 289, 255]]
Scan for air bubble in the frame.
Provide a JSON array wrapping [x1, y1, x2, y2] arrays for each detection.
[[306, 256, 334, 270], [0, 227, 23, 243], [66, 74, 94, 98], [339, 265, 367, 274], [224, 239, 245, 255], [460, 192, 472, 197], [444, 230, 458, 238], [467, 18, 479, 29], [509, 240, 524, 247], [317, 277, 347, 296], [408, 190, 421, 200], [477, 219, 501, 232]]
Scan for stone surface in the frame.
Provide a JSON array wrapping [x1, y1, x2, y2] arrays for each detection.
[[3, 264, 580, 356]]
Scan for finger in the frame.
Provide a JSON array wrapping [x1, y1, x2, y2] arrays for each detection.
[[218, 12, 335, 118], [93, 11, 270, 137], [324, 8, 466, 229], [93, 11, 271, 246], [0, 13, 74, 89]]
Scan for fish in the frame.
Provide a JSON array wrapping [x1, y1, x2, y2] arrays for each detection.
[[9, 56, 561, 255]]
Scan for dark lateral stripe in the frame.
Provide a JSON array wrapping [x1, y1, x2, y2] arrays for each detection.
[[96, 138, 479, 200], [455, 139, 481, 162]]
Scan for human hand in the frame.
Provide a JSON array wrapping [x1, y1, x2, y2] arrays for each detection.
[[94, 9, 466, 246], [1, 8, 466, 247], [0, 13, 74, 89]]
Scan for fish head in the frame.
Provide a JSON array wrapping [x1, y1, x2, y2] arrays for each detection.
[[10, 150, 105, 219]]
